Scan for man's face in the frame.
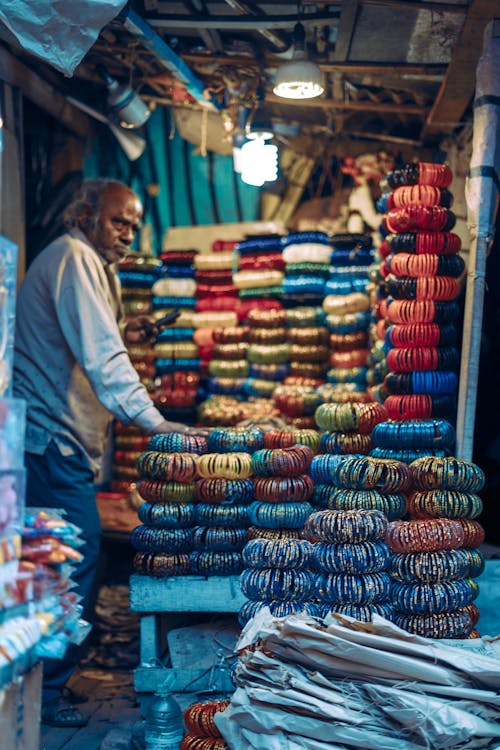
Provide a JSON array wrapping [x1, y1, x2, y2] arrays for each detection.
[[86, 185, 143, 264]]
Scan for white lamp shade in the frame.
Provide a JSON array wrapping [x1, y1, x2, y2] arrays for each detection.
[[273, 59, 324, 100]]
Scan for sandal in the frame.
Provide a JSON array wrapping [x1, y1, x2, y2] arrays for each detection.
[[41, 697, 89, 728], [62, 686, 89, 704]]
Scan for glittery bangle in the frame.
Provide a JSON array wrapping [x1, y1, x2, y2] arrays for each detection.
[[207, 426, 265, 454], [189, 550, 243, 576], [211, 342, 249, 360], [181, 735, 228, 750], [289, 362, 328, 379], [370, 447, 449, 462], [183, 700, 230, 739], [251, 446, 314, 477], [138, 479, 196, 504], [148, 433, 208, 455], [408, 490, 482, 520], [208, 359, 249, 378], [130, 525, 193, 553], [394, 609, 474, 639], [195, 503, 250, 527], [326, 366, 368, 385], [238, 599, 320, 627], [263, 429, 321, 453], [248, 501, 313, 529], [240, 567, 314, 601], [246, 526, 302, 540], [249, 362, 290, 381], [138, 502, 196, 528], [326, 311, 371, 334], [248, 327, 288, 344], [194, 478, 255, 504], [389, 549, 476, 583], [392, 578, 477, 615], [371, 419, 456, 449], [385, 518, 465, 553], [212, 326, 250, 344], [253, 475, 314, 503], [136, 452, 199, 482], [320, 432, 372, 455], [247, 343, 290, 365], [289, 344, 330, 363], [242, 538, 313, 569], [133, 552, 190, 577], [192, 526, 247, 552], [246, 308, 286, 328], [314, 402, 388, 434], [197, 453, 254, 479], [312, 540, 391, 574], [285, 306, 326, 327], [323, 293, 370, 316], [329, 331, 369, 351], [305, 508, 387, 544], [309, 454, 345, 484], [314, 571, 391, 604], [318, 602, 395, 623], [410, 456, 485, 492], [324, 487, 407, 520], [456, 519, 485, 549], [329, 349, 370, 369], [334, 456, 412, 492]]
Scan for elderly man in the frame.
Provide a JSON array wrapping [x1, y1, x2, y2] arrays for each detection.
[[14, 178, 205, 726]]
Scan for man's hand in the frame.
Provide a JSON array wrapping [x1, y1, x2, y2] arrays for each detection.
[[151, 420, 211, 438], [124, 315, 158, 344]]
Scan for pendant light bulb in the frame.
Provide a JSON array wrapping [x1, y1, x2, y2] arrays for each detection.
[[273, 22, 324, 100]]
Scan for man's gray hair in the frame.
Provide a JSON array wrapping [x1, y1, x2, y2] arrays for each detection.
[[63, 178, 134, 229]]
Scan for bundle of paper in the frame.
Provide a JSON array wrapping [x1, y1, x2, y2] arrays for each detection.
[[215, 610, 500, 749]]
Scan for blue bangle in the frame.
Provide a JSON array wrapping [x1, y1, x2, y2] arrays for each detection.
[[238, 599, 321, 627], [312, 540, 391, 574], [130, 525, 193, 553], [370, 447, 449, 462], [305, 508, 387, 543], [317, 602, 394, 623], [208, 426, 265, 454], [284, 231, 330, 246], [242, 538, 313, 569], [138, 502, 196, 528], [240, 567, 314, 601], [195, 503, 251, 527], [371, 419, 456, 449], [314, 572, 392, 604], [248, 501, 313, 529], [394, 610, 475, 639], [189, 550, 243, 576], [392, 578, 478, 615], [192, 526, 247, 552], [325, 488, 407, 521], [410, 456, 486, 493]]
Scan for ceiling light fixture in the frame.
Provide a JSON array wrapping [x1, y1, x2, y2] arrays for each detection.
[[273, 22, 324, 100]]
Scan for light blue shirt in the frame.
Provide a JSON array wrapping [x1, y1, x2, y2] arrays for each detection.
[[13, 229, 164, 475]]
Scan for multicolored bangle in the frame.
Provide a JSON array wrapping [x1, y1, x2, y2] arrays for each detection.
[[410, 456, 485, 493], [305, 508, 387, 543], [136, 452, 199, 482], [320, 432, 372, 455], [320, 486, 407, 520], [314, 402, 388, 434], [312, 540, 391, 574], [394, 609, 474, 639], [392, 578, 477, 615], [133, 552, 190, 577], [384, 370, 458, 395], [183, 700, 230, 739], [246, 526, 302, 541], [130, 525, 193, 553], [247, 501, 313, 529], [407, 489, 482, 520], [207, 426, 265, 454], [389, 548, 479, 583], [385, 518, 465, 553], [334, 456, 412, 492], [385, 299, 460, 324], [189, 550, 243, 576], [253, 475, 315, 503], [192, 526, 247, 552], [263, 429, 321, 453], [251, 445, 314, 477], [388, 231, 461, 255], [148, 433, 208, 455], [195, 503, 250, 527], [138, 479, 196, 504], [138, 501, 196, 528]]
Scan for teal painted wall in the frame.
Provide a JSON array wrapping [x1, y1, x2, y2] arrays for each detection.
[[84, 108, 261, 253]]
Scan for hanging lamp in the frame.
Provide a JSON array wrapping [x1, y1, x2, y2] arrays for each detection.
[[273, 22, 324, 100]]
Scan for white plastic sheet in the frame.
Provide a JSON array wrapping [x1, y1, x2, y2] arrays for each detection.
[[0, 1, 127, 76], [216, 610, 500, 749]]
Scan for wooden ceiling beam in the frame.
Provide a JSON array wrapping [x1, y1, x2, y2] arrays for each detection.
[[266, 92, 428, 114], [0, 46, 92, 138], [421, 0, 495, 139]]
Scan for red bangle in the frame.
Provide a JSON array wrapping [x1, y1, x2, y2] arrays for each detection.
[[388, 185, 451, 209], [385, 205, 455, 233]]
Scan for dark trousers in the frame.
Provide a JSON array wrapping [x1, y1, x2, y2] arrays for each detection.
[[25, 441, 102, 703]]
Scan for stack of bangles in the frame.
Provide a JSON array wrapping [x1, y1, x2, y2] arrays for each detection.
[[409, 456, 486, 492], [391, 578, 478, 615], [320, 432, 372, 455], [148, 432, 208, 454], [183, 700, 229, 749], [253, 475, 314, 503], [251, 445, 314, 477], [263, 429, 321, 453], [242, 538, 313, 569], [387, 231, 461, 255], [383, 394, 456, 419], [332, 456, 412, 493], [323, 487, 407, 520], [138, 480, 196, 504], [314, 571, 391, 604], [385, 323, 457, 348], [194, 477, 254, 505], [394, 609, 477, 639], [133, 552, 190, 577], [207, 426, 265, 454], [304, 508, 387, 543], [136, 452, 199, 482], [387, 162, 453, 189], [312, 540, 391, 574], [387, 275, 461, 301], [389, 548, 485, 583], [387, 185, 453, 209], [189, 550, 243, 575], [371, 419, 456, 449], [385, 299, 460, 324], [384, 205, 456, 233], [314, 402, 388, 433], [386, 252, 464, 278], [385, 345, 459, 372], [385, 518, 465, 552], [247, 501, 313, 529], [197, 453, 253, 479], [240, 567, 314, 601]]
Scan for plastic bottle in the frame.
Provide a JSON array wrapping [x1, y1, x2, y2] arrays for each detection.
[[144, 682, 184, 750]]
